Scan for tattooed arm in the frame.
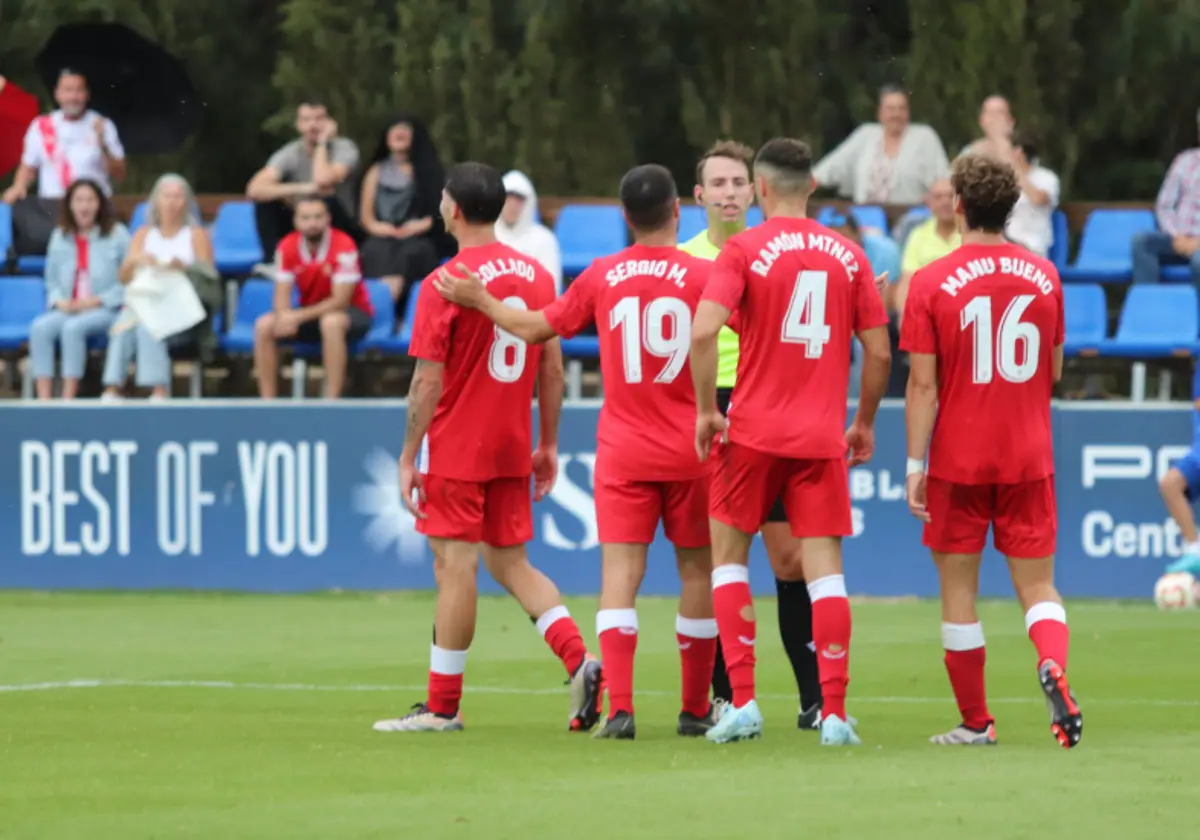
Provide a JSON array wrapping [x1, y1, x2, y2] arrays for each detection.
[[401, 359, 444, 467]]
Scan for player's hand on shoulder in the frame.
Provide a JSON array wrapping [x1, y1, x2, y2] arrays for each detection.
[[432, 263, 486, 309], [844, 419, 875, 467], [905, 471, 930, 523], [398, 456, 427, 519], [532, 446, 558, 502], [695, 410, 727, 462]]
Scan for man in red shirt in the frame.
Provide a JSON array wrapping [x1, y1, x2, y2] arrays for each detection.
[[434, 164, 724, 741], [373, 163, 601, 734], [691, 138, 892, 746], [253, 196, 373, 399], [901, 154, 1080, 750]]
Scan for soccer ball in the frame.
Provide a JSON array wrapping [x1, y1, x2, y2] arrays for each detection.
[[1153, 573, 1200, 610]]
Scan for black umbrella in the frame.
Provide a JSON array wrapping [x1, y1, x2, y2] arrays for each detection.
[[35, 23, 203, 155]]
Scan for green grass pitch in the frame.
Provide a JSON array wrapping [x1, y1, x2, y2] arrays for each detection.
[[2, 591, 1198, 839]]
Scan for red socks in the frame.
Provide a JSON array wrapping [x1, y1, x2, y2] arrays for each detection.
[[427, 644, 468, 716], [942, 622, 992, 730], [676, 615, 719, 718], [712, 564, 756, 707], [537, 606, 587, 676], [1025, 602, 1070, 671], [808, 575, 852, 721], [597, 608, 638, 715]]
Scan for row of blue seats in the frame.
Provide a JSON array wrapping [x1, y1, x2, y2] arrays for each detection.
[[1064, 284, 1198, 357], [0, 276, 604, 360]]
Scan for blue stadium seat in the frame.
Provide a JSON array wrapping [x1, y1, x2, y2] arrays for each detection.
[[1161, 264, 1192, 283], [0, 278, 46, 350], [1048, 209, 1069, 269], [678, 206, 707, 243], [358, 280, 402, 353], [129, 201, 149, 231], [1059, 209, 1156, 284], [555, 205, 627, 276], [562, 336, 600, 358], [746, 207, 764, 227], [212, 201, 264, 275], [817, 205, 888, 234], [0, 203, 11, 261], [1097, 285, 1198, 357], [219, 279, 275, 353], [16, 255, 45, 275], [1062, 284, 1107, 355]]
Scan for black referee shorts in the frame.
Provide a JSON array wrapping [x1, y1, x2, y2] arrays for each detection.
[[715, 387, 787, 524]]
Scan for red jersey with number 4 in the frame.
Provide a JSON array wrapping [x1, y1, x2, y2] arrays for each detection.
[[702, 216, 888, 458], [409, 242, 557, 481], [899, 243, 1064, 484], [543, 245, 713, 481]]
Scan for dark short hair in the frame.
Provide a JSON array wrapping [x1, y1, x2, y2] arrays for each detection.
[[1013, 129, 1040, 161], [878, 84, 908, 100], [950, 155, 1021, 234], [60, 179, 115, 235], [445, 162, 506, 224], [294, 195, 328, 211], [57, 68, 87, 85], [296, 95, 327, 112], [754, 138, 814, 194], [695, 140, 754, 186], [619, 164, 677, 232]]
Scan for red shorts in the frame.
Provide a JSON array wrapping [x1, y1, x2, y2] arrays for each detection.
[[416, 474, 532, 547], [923, 475, 1057, 558], [595, 472, 710, 548], [709, 441, 852, 538]]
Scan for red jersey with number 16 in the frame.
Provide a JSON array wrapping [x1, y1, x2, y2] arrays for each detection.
[[408, 243, 557, 481], [543, 244, 713, 481], [900, 243, 1064, 485], [702, 216, 888, 458]]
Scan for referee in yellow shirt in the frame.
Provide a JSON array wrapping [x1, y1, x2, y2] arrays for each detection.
[[680, 140, 824, 730]]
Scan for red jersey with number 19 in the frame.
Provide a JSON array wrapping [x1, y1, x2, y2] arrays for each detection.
[[408, 243, 557, 481], [702, 216, 888, 458], [543, 244, 713, 481], [900, 243, 1064, 485]]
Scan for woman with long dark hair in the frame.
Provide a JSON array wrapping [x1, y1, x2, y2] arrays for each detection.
[[27, 178, 128, 400], [357, 113, 449, 320]]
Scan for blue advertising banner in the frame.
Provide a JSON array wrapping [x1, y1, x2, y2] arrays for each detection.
[[0, 401, 1191, 598]]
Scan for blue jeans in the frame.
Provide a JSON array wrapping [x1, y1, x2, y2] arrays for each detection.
[[28, 307, 118, 380], [104, 324, 171, 387], [1131, 230, 1200, 286]]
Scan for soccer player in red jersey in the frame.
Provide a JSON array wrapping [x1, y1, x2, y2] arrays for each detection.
[[372, 162, 602, 734], [901, 154, 1081, 749], [434, 164, 725, 741], [691, 138, 892, 745]]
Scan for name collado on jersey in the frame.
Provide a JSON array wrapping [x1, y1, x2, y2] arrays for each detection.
[[750, 232, 861, 279], [604, 259, 688, 287], [939, 256, 1054, 297], [475, 258, 537, 284]]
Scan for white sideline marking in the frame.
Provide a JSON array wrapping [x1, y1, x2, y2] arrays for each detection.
[[1, 678, 1198, 707]]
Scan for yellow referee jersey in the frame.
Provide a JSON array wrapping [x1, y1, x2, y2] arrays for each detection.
[[679, 229, 739, 388]]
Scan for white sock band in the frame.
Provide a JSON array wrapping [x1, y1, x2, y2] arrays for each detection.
[[941, 622, 985, 651], [429, 644, 468, 676], [536, 605, 571, 637], [1025, 601, 1067, 632], [807, 574, 847, 602], [596, 608, 638, 635], [711, 564, 750, 589], [675, 615, 719, 639]]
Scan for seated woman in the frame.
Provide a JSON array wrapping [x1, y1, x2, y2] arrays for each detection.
[[104, 173, 213, 401], [357, 114, 446, 321], [28, 178, 129, 400]]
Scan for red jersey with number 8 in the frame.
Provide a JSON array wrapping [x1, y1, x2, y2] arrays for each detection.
[[899, 243, 1064, 484], [702, 216, 888, 458], [542, 244, 713, 481], [408, 243, 557, 481]]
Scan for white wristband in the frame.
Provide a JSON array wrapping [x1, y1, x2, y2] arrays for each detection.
[[906, 457, 925, 476]]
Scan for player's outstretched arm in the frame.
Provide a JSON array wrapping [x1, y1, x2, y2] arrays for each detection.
[[1052, 343, 1064, 384], [904, 352, 937, 522], [854, 325, 892, 428], [432, 264, 557, 344], [533, 339, 564, 501], [691, 301, 728, 415], [398, 359, 444, 516]]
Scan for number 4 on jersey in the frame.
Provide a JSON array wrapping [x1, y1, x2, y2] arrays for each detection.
[[781, 270, 832, 358]]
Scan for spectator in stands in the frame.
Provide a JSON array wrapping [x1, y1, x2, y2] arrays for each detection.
[[964, 95, 1015, 158], [895, 177, 961, 322], [253, 196, 373, 399], [1005, 130, 1060, 258], [2, 69, 125, 258], [813, 84, 949, 205], [103, 174, 214, 401], [28, 179, 129, 400], [356, 114, 444, 319], [1132, 111, 1200, 287], [246, 97, 360, 260], [495, 170, 562, 294]]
